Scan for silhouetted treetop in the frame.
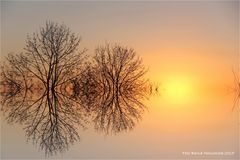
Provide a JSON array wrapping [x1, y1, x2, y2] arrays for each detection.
[[22, 21, 87, 88], [0, 22, 156, 156], [0, 21, 88, 156], [90, 43, 149, 134]]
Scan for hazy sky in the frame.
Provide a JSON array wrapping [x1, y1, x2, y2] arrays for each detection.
[[1, 1, 239, 159]]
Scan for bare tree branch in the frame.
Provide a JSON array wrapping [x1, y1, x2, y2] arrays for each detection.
[[0, 21, 87, 156]]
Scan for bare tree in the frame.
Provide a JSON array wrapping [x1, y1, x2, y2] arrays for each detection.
[[0, 21, 88, 156], [88, 43, 149, 134], [23, 21, 87, 88], [0, 21, 155, 156], [0, 54, 36, 124]]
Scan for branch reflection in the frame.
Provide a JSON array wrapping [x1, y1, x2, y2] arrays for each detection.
[[79, 44, 149, 134], [0, 22, 155, 156]]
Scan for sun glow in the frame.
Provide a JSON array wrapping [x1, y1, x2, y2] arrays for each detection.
[[163, 75, 195, 104]]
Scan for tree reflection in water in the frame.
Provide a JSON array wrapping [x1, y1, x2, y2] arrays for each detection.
[[90, 44, 149, 134], [0, 22, 155, 156], [0, 21, 89, 156]]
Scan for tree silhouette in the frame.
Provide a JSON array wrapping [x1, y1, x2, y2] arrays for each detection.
[[0, 22, 154, 156], [88, 44, 149, 134], [23, 21, 87, 88], [0, 21, 88, 156], [71, 63, 101, 111]]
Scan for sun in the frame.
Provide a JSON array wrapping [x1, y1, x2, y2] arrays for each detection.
[[163, 75, 194, 104]]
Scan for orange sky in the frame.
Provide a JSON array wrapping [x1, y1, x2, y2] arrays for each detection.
[[1, 1, 239, 159]]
